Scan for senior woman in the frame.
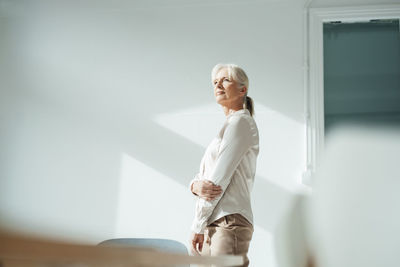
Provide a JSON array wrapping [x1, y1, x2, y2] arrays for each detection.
[[189, 63, 259, 267]]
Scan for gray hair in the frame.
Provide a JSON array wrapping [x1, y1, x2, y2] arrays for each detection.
[[211, 63, 254, 116]]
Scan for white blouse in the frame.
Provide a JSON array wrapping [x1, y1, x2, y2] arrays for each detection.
[[190, 109, 259, 234]]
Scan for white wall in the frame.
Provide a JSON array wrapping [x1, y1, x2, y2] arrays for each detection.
[[0, 0, 308, 266]]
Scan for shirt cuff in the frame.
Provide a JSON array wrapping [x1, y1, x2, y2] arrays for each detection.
[[191, 219, 206, 234]]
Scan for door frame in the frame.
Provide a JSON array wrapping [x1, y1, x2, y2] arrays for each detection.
[[304, 4, 400, 184]]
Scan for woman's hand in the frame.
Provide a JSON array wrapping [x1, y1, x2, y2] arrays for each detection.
[[190, 232, 204, 255], [191, 180, 222, 201]]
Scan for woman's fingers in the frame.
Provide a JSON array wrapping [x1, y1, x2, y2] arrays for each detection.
[[204, 187, 222, 195], [197, 180, 222, 200], [191, 236, 200, 255], [211, 187, 223, 193], [202, 180, 221, 189], [201, 185, 222, 193], [191, 242, 200, 255], [200, 188, 223, 201], [190, 233, 204, 255]]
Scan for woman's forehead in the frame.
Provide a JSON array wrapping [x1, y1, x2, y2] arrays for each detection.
[[215, 68, 230, 79]]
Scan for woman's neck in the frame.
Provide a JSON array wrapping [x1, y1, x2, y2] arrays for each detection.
[[222, 104, 244, 117]]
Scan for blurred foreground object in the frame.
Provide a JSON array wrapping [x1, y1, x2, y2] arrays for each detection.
[[99, 238, 189, 267], [308, 125, 400, 267], [0, 232, 243, 267], [98, 238, 188, 254]]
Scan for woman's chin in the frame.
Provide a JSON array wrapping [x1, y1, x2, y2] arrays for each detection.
[[215, 97, 226, 105]]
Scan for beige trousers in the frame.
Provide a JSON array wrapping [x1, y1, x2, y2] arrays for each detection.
[[201, 213, 254, 267]]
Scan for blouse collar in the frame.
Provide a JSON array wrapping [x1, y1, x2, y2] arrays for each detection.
[[226, 108, 250, 119]]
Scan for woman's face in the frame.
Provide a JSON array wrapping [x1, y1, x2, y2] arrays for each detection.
[[213, 68, 246, 107]]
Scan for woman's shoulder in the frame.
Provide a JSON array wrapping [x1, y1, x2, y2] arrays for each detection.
[[228, 113, 250, 125], [226, 111, 258, 134], [227, 110, 256, 126]]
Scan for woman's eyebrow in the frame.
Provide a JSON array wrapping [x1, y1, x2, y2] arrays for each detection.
[[213, 76, 229, 83]]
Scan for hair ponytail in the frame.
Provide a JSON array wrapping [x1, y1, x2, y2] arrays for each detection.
[[244, 96, 255, 117]]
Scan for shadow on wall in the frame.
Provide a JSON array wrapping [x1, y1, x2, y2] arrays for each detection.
[[115, 111, 295, 234], [0, 95, 294, 241]]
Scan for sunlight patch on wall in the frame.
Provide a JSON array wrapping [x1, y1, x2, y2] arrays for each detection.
[[256, 103, 306, 188], [154, 102, 306, 189], [153, 103, 225, 148]]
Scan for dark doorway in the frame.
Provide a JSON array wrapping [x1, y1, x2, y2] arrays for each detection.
[[323, 19, 400, 135]]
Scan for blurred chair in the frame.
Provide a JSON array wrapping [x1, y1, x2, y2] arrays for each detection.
[[0, 234, 242, 267], [98, 238, 189, 267]]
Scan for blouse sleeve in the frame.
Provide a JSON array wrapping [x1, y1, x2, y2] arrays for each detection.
[[188, 149, 208, 196], [191, 116, 254, 234]]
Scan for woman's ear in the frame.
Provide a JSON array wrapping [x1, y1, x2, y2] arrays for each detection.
[[240, 86, 248, 95]]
